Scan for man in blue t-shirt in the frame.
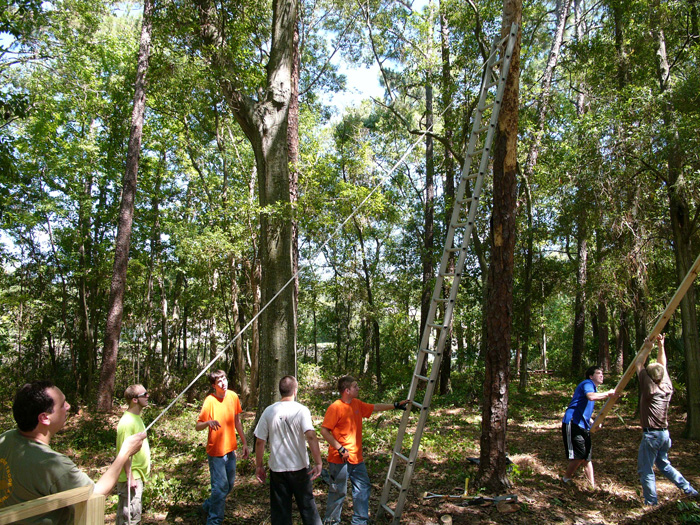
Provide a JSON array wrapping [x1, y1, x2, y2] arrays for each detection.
[[561, 366, 618, 486]]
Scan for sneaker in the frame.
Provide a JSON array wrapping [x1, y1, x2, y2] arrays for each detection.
[[560, 475, 572, 485]]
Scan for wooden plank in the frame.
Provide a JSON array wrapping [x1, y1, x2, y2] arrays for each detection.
[[0, 485, 93, 524], [591, 251, 700, 433]]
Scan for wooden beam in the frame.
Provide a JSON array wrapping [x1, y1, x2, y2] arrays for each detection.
[[0, 486, 93, 525], [591, 251, 700, 433]]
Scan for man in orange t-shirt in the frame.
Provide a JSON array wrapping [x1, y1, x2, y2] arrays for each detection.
[[320, 376, 407, 525], [196, 370, 249, 525]]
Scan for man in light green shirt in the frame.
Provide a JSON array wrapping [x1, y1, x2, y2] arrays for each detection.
[[116, 384, 151, 525]]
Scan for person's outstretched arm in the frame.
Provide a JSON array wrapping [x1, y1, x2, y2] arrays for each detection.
[[93, 432, 146, 496], [372, 400, 409, 413]]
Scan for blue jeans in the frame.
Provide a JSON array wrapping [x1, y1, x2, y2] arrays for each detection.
[[324, 462, 370, 525], [638, 429, 692, 505], [203, 451, 237, 524]]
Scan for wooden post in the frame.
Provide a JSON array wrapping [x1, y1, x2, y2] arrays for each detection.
[[74, 494, 106, 525], [591, 251, 700, 433]]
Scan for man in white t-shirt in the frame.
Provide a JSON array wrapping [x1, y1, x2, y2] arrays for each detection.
[[254, 376, 323, 525]]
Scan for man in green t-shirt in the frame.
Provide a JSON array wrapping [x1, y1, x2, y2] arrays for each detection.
[[0, 381, 145, 524], [116, 384, 151, 524]]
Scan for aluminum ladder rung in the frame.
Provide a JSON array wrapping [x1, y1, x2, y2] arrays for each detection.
[[468, 147, 488, 158], [388, 477, 402, 489], [394, 451, 409, 462], [411, 400, 426, 410], [380, 504, 395, 517], [473, 123, 493, 135], [377, 23, 519, 525]]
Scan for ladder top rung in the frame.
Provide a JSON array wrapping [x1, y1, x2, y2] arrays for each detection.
[[420, 348, 439, 356], [427, 323, 445, 329]]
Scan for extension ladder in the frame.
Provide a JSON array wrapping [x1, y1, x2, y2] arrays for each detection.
[[376, 23, 519, 524]]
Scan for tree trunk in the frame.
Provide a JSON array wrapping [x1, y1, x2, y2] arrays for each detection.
[[438, 5, 455, 395], [288, 14, 300, 379], [196, 0, 298, 413], [96, 0, 153, 410], [596, 301, 610, 371], [571, 229, 587, 377], [419, 81, 435, 379], [477, 6, 520, 492], [518, 176, 533, 391]]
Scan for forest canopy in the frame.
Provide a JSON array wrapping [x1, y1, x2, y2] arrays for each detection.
[[1, 0, 699, 442]]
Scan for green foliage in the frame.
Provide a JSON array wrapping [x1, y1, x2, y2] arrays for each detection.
[[678, 501, 700, 524]]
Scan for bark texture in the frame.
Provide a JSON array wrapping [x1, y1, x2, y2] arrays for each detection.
[[477, 4, 521, 492]]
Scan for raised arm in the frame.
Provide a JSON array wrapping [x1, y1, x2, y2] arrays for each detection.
[[656, 333, 667, 368]]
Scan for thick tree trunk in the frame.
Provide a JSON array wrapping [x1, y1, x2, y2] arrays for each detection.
[[477, 5, 520, 492], [96, 0, 153, 410], [197, 0, 298, 412]]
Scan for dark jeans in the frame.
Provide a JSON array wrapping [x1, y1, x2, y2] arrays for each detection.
[[270, 468, 322, 525]]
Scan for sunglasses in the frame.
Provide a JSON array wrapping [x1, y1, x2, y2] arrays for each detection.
[[135, 392, 149, 398]]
